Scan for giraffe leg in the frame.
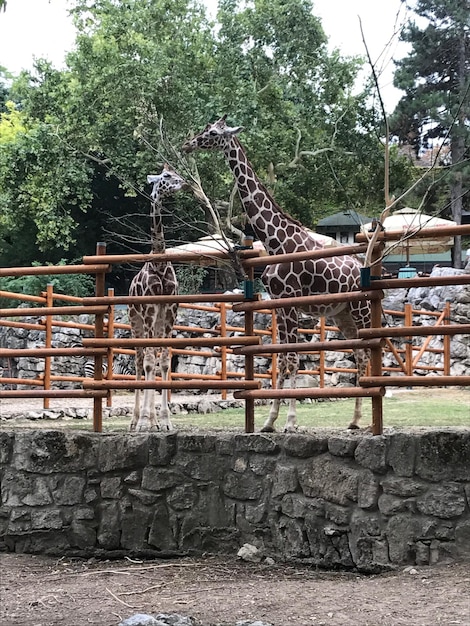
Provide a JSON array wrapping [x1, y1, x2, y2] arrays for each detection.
[[261, 309, 299, 433], [261, 354, 287, 432], [129, 346, 143, 432], [158, 347, 173, 431], [348, 347, 369, 429], [334, 309, 371, 430], [261, 352, 298, 433], [138, 347, 157, 431]]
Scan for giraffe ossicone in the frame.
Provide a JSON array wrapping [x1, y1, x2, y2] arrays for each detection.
[[183, 116, 371, 432], [128, 164, 187, 432]]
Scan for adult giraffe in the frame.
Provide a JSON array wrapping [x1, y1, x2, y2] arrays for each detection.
[[128, 164, 186, 432], [182, 115, 371, 432]]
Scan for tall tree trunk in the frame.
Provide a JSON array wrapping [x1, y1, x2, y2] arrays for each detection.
[[451, 27, 468, 269]]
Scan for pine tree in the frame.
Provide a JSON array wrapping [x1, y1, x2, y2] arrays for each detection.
[[391, 0, 469, 267]]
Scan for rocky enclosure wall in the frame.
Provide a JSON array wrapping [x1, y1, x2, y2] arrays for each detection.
[[1, 429, 469, 572], [1, 266, 470, 387]]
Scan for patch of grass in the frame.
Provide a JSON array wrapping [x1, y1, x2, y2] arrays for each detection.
[[2, 389, 468, 432]]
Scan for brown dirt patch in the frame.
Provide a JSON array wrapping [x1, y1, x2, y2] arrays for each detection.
[[1, 553, 469, 626]]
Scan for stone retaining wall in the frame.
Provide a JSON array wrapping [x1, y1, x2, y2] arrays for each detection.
[[1, 429, 469, 572]]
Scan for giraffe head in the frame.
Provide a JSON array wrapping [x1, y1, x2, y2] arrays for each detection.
[[182, 114, 244, 154], [147, 163, 188, 201]]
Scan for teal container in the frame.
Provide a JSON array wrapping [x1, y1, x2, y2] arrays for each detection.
[[398, 267, 417, 279]]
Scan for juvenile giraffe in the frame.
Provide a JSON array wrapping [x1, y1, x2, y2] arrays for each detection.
[[183, 115, 371, 432], [128, 164, 186, 431]]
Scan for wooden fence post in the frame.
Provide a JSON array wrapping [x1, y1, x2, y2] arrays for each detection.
[[93, 242, 107, 432], [370, 243, 384, 435], [43, 283, 53, 409], [106, 287, 114, 408]]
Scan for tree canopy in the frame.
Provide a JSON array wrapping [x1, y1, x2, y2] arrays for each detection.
[[391, 0, 469, 266], [0, 0, 415, 282]]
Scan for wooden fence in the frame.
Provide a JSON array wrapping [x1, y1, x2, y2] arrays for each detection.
[[1, 225, 470, 434]]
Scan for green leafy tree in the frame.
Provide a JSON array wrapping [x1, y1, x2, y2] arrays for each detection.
[[391, 0, 470, 267], [0, 0, 414, 280]]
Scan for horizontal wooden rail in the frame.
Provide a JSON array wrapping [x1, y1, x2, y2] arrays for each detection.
[[0, 348, 107, 358], [0, 320, 44, 330], [363, 274, 470, 290], [358, 324, 470, 339], [360, 375, 470, 387], [356, 223, 470, 243], [83, 336, 260, 348], [0, 306, 108, 317], [0, 389, 107, 398], [233, 290, 382, 313], [234, 387, 385, 400], [233, 337, 384, 355], [242, 243, 369, 268], [83, 380, 261, 390], [0, 377, 44, 386], [83, 294, 248, 306], [0, 264, 110, 277], [0, 290, 45, 303], [82, 249, 260, 265]]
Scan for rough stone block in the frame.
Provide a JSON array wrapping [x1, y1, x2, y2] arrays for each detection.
[[248, 454, 277, 476], [31, 509, 63, 530], [387, 433, 417, 477], [357, 470, 380, 510], [148, 433, 177, 466], [415, 431, 470, 481], [324, 502, 350, 525], [386, 514, 425, 564], [101, 476, 123, 499], [455, 519, 470, 558], [69, 519, 97, 549], [97, 501, 121, 549], [223, 472, 264, 500], [121, 504, 153, 551], [13, 431, 98, 473], [142, 467, 184, 492], [378, 493, 413, 516], [98, 434, 148, 472], [380, 476, 428, 497], [281, 493, 322, 518], [298, 455, 360, 505], [0, 432, 14, 465], [177, 434, 217, 453], [355, 436, 387, 472], [327, 435, 359, 458], [234, 434, 280, 454], [53, 475, 86, 506], [271, 465, 298, 498], [2, 470, 52, 507], [305, 513, 353, 568], [148, 503, 177, 551], [283, 434, 328, 458], [416, 483, 467, 518], [166, 484, 198, 511], [275, 515, 310, 559]]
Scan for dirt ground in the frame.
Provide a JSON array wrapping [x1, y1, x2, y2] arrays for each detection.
[[0, 553, 469, 626], [1, 393, 469, 625]]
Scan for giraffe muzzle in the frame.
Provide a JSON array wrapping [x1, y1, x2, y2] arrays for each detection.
[[181, 139, 196, 153]]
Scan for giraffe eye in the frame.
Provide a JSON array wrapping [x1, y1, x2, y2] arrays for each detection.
[[209, 130, 218, 136]]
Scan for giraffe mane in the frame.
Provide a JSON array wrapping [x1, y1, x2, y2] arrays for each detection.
[[231, 137, 307, 232]]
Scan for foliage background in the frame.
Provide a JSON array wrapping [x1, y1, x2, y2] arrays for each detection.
[[0, 0, 467, 293]]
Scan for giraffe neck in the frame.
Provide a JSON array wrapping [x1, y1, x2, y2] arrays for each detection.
[[224, 137, 319, 255], [150, 200, 166, 255]]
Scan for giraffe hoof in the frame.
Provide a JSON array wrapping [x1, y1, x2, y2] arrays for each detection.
[[260, 426, 275, 433], [348, 423, 360, 430]]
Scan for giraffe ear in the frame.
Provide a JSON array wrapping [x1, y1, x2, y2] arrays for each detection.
[[225, 125, 244, 136]]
